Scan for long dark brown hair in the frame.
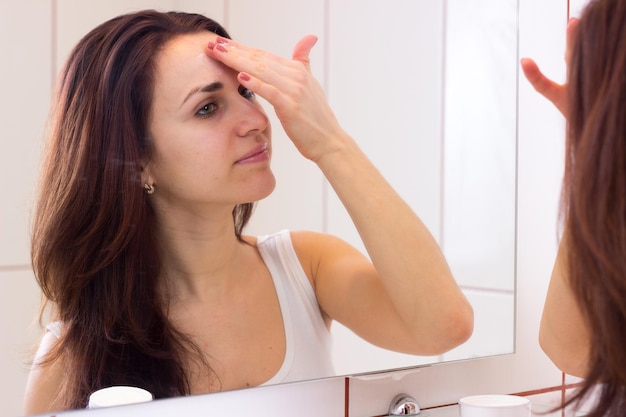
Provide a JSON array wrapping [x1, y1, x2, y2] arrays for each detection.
[[31, 10, 254, 410], [561, 0, 626, 415]]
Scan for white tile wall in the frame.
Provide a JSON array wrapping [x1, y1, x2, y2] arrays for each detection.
[[441, 0, 518, 292], [0, 270, 42, 417], [0, 1, 52, 267], [569, 0, 591, 17], [325, 0, 444, 248], [55, 0, 191, 70], [1, 1, 53, 414]]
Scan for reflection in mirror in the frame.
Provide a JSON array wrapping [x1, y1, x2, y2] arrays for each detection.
[[0, 0, 517, 415], [440, 0, 517, 363], [289, 0, 519, 375]]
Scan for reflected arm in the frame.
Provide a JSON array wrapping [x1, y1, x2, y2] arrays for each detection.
[[312, 139, 474, 355]]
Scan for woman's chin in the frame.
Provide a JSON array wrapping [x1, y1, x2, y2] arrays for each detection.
[[246, 175, 276, 202]]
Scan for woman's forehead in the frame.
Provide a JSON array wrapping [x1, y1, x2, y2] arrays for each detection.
[[158, 32, 221, 72], [153, 32, 230, 104]]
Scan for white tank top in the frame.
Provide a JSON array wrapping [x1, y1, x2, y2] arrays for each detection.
[[256, 229, 335, 384], [46, 229, 335, 385]]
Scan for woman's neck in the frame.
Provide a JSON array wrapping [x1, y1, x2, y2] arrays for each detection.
[[154, 209, 251, 303]]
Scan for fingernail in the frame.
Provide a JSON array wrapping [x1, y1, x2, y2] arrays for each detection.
[[215, 44, 228, 53], [216, 37, 229, 45], [239, 72, 251, 82], [208, 41, 215, 49]]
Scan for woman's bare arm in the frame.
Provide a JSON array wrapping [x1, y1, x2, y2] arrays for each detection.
[[539, 233, 591, 377], [23, 330, 65, 415]]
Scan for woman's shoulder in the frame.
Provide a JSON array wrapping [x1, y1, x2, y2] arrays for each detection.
[[247, 229, 336, 246], [251, 229, 343, 249], [249, 230, 352, 270], [289, 231, 363, 271], [289, 230, 353, 248]]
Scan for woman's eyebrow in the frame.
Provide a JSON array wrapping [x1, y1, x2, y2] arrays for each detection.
[[180, 81, 224, 108]]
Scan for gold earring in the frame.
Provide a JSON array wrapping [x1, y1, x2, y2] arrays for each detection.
[[143, 182, 155, 195]]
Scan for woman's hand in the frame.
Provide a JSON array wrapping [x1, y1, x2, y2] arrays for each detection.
[[520, 18, 579, 117], [206, 35, 347, 163], [520, 57, 568, 117]]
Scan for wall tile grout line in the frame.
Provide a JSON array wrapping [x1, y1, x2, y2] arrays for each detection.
[[344, 377, 349, 417], [0, 265, 31, 272], [562, 372, 567, 417]]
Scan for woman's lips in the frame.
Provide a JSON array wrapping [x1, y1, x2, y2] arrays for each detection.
[[235, 142, 269, 164]]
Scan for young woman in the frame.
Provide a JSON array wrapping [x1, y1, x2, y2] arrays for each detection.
[[522, 0, 626, 415], [23, 10, 473, 414]]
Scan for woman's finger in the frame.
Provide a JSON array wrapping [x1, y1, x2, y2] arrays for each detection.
[[207, 37, 293, 83], [292, 35, 318, 71], [521, 57, 568, 117]]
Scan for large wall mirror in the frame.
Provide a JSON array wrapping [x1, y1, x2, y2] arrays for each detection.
[[0, 0, 517, 414]]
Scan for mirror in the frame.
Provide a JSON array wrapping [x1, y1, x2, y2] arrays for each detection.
[[0, 0, 517, 414]]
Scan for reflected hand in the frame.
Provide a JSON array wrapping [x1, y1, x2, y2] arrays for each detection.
[[520, 57, 568, 117], [206, 36, 346, 163], [520, 18, 579, 118]]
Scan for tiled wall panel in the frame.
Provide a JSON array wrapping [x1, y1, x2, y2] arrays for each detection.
[[325, 0, 444, 251], [0, 270, 42, 417], [0, 1, 52, 267]]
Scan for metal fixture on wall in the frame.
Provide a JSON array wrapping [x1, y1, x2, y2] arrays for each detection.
[[388, 393, 420, 415]]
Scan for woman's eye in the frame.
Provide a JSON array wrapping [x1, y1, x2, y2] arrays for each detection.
[[196, 102, 218, 117], [239, 85, 256, 100]]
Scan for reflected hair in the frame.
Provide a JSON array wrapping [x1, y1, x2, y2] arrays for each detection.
[[561, 0, 626, 415], [30, 10, 252, 409]]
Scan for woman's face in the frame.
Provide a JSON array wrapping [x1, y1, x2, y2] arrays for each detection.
[[145, 32, 274, 213]]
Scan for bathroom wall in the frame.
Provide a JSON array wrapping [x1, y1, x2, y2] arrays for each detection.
[[0, 0, 576, 416], [0, 2, 53, 416]]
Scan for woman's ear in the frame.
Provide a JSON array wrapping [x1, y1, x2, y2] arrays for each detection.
[[140, 159, 155, 190]]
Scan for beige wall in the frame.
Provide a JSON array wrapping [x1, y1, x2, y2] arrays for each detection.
[[1, 2, 52, 416]]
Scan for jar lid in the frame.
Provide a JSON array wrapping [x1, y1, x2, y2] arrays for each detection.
[[88, 386, 153, 408]]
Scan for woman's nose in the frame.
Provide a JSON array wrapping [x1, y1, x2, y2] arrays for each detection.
[[235, 96, 270, 137]]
